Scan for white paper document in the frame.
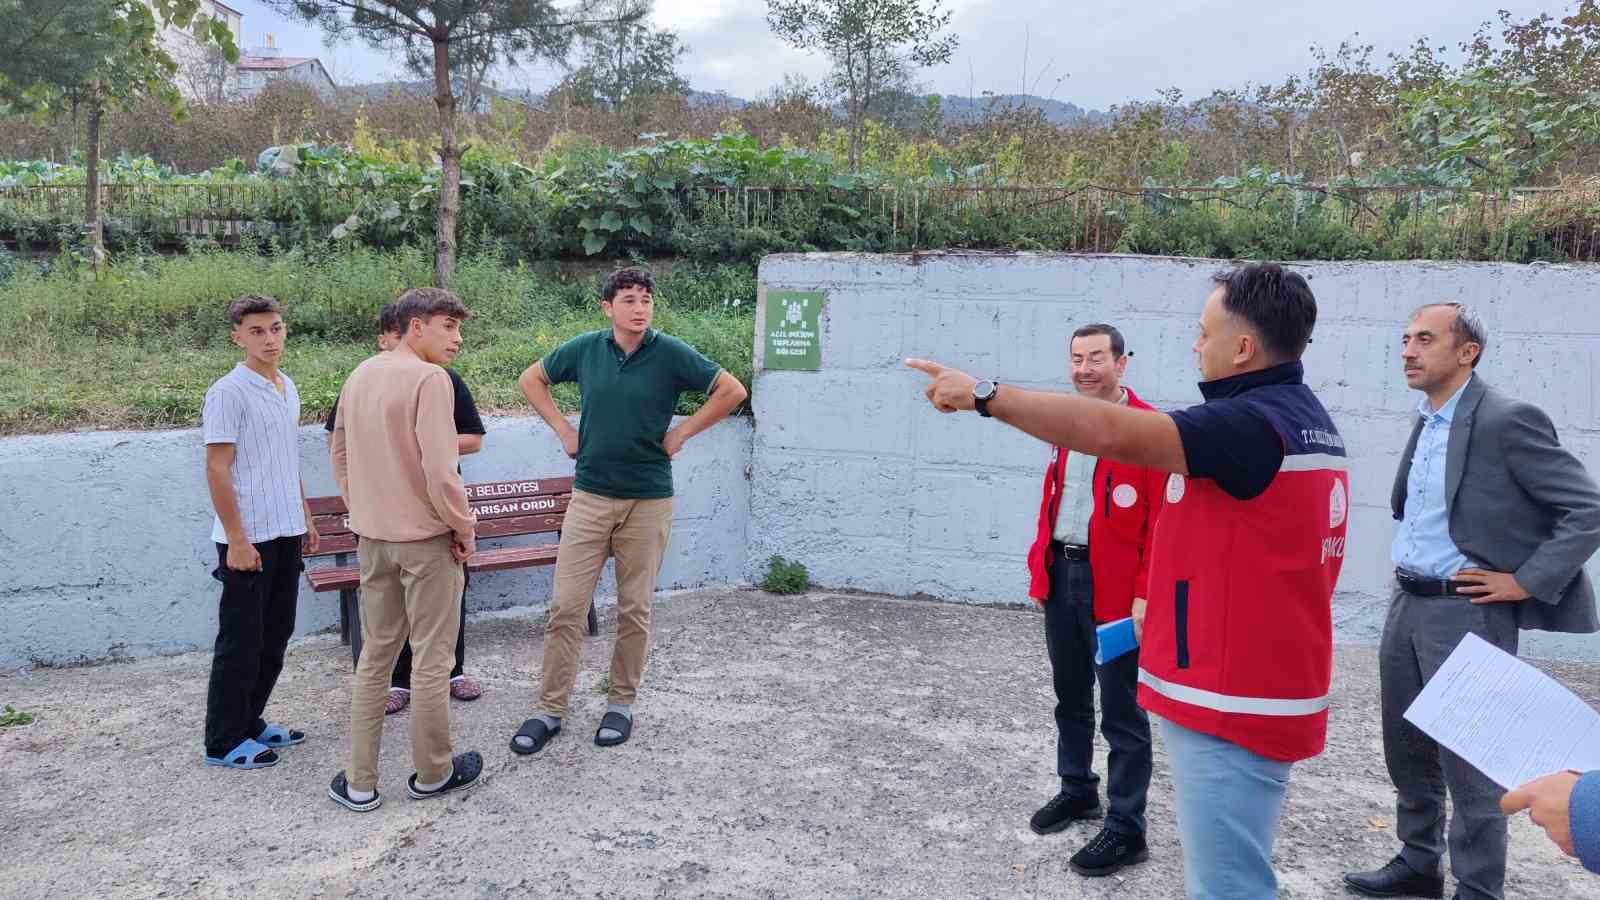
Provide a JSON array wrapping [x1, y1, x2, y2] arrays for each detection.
[[1403, 632, 1600, 790]]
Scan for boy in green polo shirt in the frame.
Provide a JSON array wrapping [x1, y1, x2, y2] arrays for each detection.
[[510, 268, 747, 753]]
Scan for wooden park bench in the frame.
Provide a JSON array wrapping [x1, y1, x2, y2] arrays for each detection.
[[303, 476, 597, 664]]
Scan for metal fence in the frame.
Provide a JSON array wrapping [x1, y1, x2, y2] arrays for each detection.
[[2, 181, 1597, 261], [688, 184, 1600, 261]]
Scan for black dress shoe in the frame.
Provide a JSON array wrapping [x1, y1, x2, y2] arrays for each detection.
[[1028, 789, 1103, 834], [1070, 827, 1149, 877], [1343, 855, 1444, 898]]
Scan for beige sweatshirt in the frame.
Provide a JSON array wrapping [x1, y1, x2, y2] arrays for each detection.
[[330, 350, 475, 543]]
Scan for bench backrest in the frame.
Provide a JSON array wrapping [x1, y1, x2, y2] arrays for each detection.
[[306, 476, 573, 558]]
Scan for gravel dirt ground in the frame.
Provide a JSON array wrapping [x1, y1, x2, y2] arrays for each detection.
[[1, 588, 1597, 899]]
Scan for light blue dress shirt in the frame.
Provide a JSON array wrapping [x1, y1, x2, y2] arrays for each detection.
[[1391, 381, 1472, 577]]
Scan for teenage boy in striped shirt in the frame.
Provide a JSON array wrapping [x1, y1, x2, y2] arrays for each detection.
[[201, 295, 320, 770]]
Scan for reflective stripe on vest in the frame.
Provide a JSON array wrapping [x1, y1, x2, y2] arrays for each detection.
[[1138, 670, 1330, 717], [1278, 453, 1348, 473]]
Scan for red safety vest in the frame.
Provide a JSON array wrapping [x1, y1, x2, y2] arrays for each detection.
[[1137, 381, 1349, 763], [1025, 387, 1167, 622]]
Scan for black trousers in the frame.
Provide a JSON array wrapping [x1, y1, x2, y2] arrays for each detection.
[[388, 568, 469, 688], [1043, 554, 1153, 837], [204, 535, 301, 757]]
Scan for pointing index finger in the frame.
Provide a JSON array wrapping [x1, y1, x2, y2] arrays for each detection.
[[904, 358, 945, 376], [1501, 784, 1533, 814]]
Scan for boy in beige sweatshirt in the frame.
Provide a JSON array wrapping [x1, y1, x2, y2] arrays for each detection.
[[326, 287, 482, 812]]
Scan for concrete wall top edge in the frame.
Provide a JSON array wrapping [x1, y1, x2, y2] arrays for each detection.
[[758, 249, 1600, 271]]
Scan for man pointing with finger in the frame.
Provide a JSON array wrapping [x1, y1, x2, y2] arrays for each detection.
[[908, 262, 1349, 900]]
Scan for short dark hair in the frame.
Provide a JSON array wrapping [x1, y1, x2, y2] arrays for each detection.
[[377, 302, 402, 336], [1210, 263, 1317, 360], [1410, 301, 1488, 368], [1071, 323, 1126, 358], [227, 294, 282, 326], [602, 267, 654, 304], [391, 287, 470, 334]]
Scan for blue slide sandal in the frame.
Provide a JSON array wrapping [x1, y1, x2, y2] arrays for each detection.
[[257, 724, 306, 749], [204, 738, 279, 770]]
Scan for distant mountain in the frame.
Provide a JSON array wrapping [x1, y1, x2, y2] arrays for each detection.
[[686, 90, 749, 111], [685, 88, 1105, 126], [935, 94, 1108, 126], [339, 81, 1107, 128]]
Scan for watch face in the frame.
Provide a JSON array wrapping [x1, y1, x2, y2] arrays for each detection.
[[974, 380, 997, 400]]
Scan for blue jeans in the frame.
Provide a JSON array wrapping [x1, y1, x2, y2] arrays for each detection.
[[1159, 715, 1293, 900]]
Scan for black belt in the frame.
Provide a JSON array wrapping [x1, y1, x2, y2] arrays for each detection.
[[1052, 541, 1090, 561], [1395, 569, 1465, 597]]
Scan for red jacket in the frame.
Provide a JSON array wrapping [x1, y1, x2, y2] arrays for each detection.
[[1136, 380, 1348, 763], [1025, 387, 1167, 622]]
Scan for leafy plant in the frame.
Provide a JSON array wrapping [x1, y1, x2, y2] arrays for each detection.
[[0, 705, 35, 727], [762, 555, 810, 594]]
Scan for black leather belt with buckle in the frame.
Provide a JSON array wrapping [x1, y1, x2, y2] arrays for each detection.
[[1052, 541, 1090, 561], [1395, 569, 1464, 597]]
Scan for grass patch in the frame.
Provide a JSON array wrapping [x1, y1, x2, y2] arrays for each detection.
[[0, 247, 755, 434], [761, 555, 810, 594], [0, 705, 35, 727]]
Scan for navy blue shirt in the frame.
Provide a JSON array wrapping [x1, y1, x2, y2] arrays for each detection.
[[1169, 362, 1307, 502]]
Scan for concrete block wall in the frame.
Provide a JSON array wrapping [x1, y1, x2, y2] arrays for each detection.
[[0, 415, 751, 668], [749, 251, 1600, 661]]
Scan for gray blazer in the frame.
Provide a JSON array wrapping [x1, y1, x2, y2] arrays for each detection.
[[1391, 374, 1600, 633]]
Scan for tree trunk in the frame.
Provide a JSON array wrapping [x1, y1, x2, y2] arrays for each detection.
[[432, 35, 460, 290], [85, 80, 106, 274]]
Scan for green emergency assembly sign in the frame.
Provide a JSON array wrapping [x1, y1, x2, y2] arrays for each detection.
[[765, 291, 823, 370]]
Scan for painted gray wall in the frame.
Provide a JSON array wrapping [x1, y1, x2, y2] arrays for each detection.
[[749, 252, 1600, 661], [0, 415, 750, 668], [9, 251, 1599, 665]]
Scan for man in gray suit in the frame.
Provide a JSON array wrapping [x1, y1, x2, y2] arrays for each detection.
[[1345, 302, 1600, 900]]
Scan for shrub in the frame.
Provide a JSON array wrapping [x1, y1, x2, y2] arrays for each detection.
[[762, 555, 809, 594]]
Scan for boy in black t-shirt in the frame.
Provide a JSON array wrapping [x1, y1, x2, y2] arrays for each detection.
[[326, 302, 488, 712]]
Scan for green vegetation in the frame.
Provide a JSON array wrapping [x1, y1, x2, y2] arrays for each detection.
[[0, 246, 754, 434], [0, 705, 35, 727], [762, 555, 810, 594], [4, 2, 1599, 435], [4, 141, 1596, 264]]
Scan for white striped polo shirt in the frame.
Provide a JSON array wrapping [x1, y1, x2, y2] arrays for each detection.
[[202, 363, 307, 545]]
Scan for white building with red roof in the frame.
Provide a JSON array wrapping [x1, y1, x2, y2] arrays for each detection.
[[234, 35, 338, 100]]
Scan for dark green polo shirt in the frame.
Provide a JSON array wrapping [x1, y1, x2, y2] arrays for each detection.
[[541, 328, 722, 499]]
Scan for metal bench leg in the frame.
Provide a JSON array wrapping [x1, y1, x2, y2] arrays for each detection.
[[339, 588, 353, 645], [344, 590, 363, 669]]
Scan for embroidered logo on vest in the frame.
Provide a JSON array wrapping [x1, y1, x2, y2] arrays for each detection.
[[1166, 473, 1186, 504], [1329, 480, 1348, 528]]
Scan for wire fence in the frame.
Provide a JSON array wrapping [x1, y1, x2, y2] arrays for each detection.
[[2, 181, 1597, 261]]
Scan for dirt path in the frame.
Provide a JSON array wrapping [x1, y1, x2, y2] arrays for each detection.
[[1, 589, 1596, 898]]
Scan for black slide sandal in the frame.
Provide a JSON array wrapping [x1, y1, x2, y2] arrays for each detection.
[[510, 718, 559, 755], [594, 711, 632, 747]]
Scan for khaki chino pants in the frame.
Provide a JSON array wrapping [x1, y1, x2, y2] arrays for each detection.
[[539, 489, 673, 718], [348, 533, 463, 789]]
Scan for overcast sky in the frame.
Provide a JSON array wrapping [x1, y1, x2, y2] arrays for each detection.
[[227, 0, 1572, 110]]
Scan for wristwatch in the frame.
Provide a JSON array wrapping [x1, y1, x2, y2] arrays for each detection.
[[973, 380, 999, 417]]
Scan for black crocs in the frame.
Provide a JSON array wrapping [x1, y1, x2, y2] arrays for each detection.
[[328, 771, 382, 812], [510, 718, 560, 755], [407, 751, 484, 800], [594, 711, 633, 747]]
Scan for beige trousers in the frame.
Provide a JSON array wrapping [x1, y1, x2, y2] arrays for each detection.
[[539, 489, 673, 718], [348, 533, 463, 789]]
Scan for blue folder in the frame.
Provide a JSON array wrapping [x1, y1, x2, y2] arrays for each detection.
[[1094, 617, 1139, 666]]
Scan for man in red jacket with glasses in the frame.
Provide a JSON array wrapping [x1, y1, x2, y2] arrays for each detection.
[[1024, 323, 1167, 878]]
